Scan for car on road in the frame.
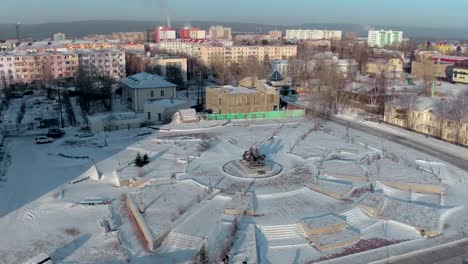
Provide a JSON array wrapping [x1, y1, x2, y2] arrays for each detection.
[[35, 136, 54, 144], [47, 128, 65, 138]]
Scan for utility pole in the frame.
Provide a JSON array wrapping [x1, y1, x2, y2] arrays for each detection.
[[57, 84, 63, 128]]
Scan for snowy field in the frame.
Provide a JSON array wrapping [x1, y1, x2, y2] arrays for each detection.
[[0, 118, 467, 264]]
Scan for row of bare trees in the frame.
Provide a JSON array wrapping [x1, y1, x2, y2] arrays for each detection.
[[209, 56, 270, 85]]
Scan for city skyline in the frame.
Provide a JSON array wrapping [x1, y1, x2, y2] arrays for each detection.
[[1, 0, 468, 29]]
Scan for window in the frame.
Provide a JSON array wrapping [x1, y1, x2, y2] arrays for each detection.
[[160, 90, 165, 97], [150, 91, 154, 97], [219, 98, 222, 105], [147, 112, 151, 120], [158, 113, 162, 121]]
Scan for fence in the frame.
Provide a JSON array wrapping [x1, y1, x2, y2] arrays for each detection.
[[205, 110, 305, 121]]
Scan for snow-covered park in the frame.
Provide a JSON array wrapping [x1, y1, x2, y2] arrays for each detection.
[[0, 117, 467, 264]]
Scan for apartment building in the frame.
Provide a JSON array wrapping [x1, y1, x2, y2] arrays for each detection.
[[285, 29, 342, 41], [199, 45, 298, 65], [180, 27, 206, 39], [65, 41, 115, 51], [368, 30, 403, 48], [77, 49, 126, 80], [0, 51, 79, 86], [111, 32, 146, 43], [208, 26, 232, 40], [126, 52, 188, 83]]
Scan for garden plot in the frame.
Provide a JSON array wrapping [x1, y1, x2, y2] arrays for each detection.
[[132, 181, 208, 240], [371, 158, 441, 186], [321, 160, 365, 182], [301, 214, 346, 236], [255, 188, 349, 225], [310, 179, 353, 200], [310, 227, 361, 251], [378, 198, 446, 236]]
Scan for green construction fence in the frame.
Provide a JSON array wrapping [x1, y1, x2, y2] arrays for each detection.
[[205, 110, 305, 121]]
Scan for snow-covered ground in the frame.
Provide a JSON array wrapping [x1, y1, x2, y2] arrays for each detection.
[[0, 117, 467, 264]]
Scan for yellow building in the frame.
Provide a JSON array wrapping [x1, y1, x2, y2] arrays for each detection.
[[366, 56, 404, 75], [433, 43, 455, 55], [205, 77, 280, 114], [453, 60, 468, 84], [384, 95, 468, 146]]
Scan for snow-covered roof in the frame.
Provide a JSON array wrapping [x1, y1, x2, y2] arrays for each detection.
[[121, 72, 176, 89], [209, 85, 259, 94], [145, 98, 189, 107]]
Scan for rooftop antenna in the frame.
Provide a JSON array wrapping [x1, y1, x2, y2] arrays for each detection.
[[16, 22, 21, 43]]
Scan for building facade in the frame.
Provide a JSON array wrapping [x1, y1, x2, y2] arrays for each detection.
[[111, 32, 145, 43], [0, 51, 79, 86], [285, 29, 342, 41], [452, 60, 468, 84], [53, 32, 66, 42], [384, 95, 468, 146], [199, 45, 298, 66], [367, 30, 403, 48], [206, 77, 280, 114], [77, 49, 126, 80], [208, 26, 232, 40], [121, 72, 177, 112]]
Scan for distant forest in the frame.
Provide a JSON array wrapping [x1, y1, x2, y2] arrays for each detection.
[[1, 20, 468, 41]]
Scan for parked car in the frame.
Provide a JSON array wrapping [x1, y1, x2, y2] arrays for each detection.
[[35, 136, 54, 144], [47, 128, 65, 138], [74, 132, 95, 138]]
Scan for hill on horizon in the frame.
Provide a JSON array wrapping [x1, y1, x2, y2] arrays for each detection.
[[0, 20, 467, 41]]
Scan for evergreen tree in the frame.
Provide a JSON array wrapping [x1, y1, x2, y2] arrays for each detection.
[[198, 242, 209, 264], [142, 154, 150, 165], [135, 152, 143, 168]]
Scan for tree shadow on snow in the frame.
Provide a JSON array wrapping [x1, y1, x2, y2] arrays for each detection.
[[49, 233, 91, 262]]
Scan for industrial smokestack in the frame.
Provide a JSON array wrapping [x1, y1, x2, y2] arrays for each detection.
[[159, 0, 171, 28]]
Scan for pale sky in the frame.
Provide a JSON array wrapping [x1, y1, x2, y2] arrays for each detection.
[[1, 0, 466, 28]]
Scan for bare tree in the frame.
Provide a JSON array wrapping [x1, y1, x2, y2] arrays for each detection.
[[435, 98, 450, 139], [421, 57, 435, 97], [448, 91, 468, 145]]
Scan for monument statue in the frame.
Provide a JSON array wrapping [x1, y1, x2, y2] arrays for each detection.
[[242, 147, 266, 168]]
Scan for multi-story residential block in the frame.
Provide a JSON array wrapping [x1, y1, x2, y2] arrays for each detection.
[[285, 29, 342, 41], [180, 27, 206, 39], [367, 30, 403, 48], [155, 27, 177, 42], [53, 32, 66, 42], [126, 52, 188, 83], [0, 51, 79, 86], [111, 32, 145, 43], [268, 30, 283, 41], [199, 45, 297, 66], [208, 26, 232, 40], [65, 41, 115, 51], [206, 77, 280, 114], [77, 49, 126, 80]]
